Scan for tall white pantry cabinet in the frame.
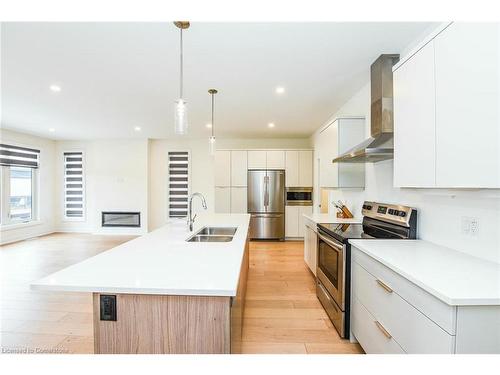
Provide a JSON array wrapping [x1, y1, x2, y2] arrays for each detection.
[[393, 22, 500, 188], [214, 150, 248, 214]]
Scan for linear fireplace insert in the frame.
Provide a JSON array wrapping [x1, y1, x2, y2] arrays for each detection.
[[101, 212, 141, 227]]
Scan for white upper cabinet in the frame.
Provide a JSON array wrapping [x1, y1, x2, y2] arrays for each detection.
[[266, 150, 286, 169], [317, 118, 365, 188], [393, 22, 499, 188], [434, 23, 499, 188], [231, 151, 248, 186], [393, 41, 436, 187], [248, 150, 267, 169], [286, 150, 313, 187], [285, 151, 299, 187], [214, 150, 231, 187], [298, 150, 313, 187], [318, 122, 338, 187]]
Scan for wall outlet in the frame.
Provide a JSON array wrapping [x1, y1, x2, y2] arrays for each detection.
[[461, 216, 479, 237], [470, 218, 479, 237]]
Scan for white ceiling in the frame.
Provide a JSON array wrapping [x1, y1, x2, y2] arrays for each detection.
[[1, 22, 434, 140]]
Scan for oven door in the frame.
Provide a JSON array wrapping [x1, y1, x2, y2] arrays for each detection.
[[316, 229, 346, 310]]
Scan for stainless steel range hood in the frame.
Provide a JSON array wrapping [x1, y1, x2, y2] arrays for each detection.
[[333, 54, 400, 163]]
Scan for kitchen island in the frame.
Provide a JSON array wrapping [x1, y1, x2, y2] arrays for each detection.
[[31, 213, 251, 354]]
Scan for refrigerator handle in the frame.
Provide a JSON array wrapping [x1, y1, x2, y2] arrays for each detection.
[[264, 175, 269, 207]]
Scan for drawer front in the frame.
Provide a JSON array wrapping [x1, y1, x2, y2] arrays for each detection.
[[352, 261, 455, 354], [352, 247, 456, 334], [351, 295, 405, 354]]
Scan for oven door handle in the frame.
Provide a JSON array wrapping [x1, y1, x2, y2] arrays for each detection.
[[318, 232, 344, 252]]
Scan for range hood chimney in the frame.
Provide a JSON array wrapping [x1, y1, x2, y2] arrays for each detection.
[[333, 54, 400, 163]]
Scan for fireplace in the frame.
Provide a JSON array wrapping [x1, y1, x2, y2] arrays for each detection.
[[101, 212, 141, 228]]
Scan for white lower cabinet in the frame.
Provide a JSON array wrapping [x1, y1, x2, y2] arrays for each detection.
[[351, 246, 500, 354], [303, 221, 318, 276], [285, 206, 299, 237], [285, 206, 312, 238], [351, 261, 455, 353], [230, 187, 247, 214], [214, 187, 231, 214], [298, 206, 312, 237], [351, 295, 405, 354]]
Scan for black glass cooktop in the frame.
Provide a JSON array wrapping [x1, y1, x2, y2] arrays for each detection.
[[317, 223, 370, 243]]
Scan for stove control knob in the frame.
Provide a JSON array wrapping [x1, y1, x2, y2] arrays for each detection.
[[399, 211, 407, 217]]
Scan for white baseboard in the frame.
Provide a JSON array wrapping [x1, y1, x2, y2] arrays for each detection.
[[0, 231, 55, 246]]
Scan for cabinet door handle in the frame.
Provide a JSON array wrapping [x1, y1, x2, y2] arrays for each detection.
[[374, 321, 392, 339], [376, 279, 393, 293]]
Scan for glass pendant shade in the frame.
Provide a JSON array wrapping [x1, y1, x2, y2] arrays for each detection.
[[209, 136, 216, 156], [174, 99, 188, 135]]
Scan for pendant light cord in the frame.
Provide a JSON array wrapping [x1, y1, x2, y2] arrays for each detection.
[[211, 93, 215, 137], [180, 28, 184, 99]]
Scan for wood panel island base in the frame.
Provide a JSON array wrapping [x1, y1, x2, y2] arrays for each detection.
[[92, 240, 249, 354], [93, 294, 232, 354], [31, 214, 251, 354]]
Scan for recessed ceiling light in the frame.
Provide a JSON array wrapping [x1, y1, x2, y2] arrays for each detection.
[[48, 128, 55, 132], [206, 123, 212, 128], [275, 86, 285, 94], [268, 122, 275, 128], [49, 84, 61, 92], [134, 126, 142, 132]]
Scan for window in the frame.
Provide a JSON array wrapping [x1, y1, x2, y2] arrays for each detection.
[[9, 167, 34, 222], [168, 151, 190, 218], [63, 152, 85, 220], [0, 143, 39, 225]]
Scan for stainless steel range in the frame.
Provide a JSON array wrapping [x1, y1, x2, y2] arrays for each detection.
[[316, 201, 417, 338]]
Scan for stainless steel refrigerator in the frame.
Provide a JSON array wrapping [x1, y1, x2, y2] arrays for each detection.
[[247, 170, 285, 240]]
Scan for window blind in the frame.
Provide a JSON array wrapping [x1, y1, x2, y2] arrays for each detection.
[[64, 152, 85, 219], [0, 144, 40, 168], [168, 151, 189, 218]]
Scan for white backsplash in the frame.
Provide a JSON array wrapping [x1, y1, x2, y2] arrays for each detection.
[[328, 160, 500, 263]]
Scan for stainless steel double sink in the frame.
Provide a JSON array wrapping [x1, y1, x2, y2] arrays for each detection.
[[186, 226, 237, 242]]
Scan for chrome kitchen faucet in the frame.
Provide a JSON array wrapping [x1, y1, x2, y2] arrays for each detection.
[[188, 192, 207, 231]]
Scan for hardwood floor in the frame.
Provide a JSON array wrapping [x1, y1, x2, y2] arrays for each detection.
[[241, 241, 362, 354], [0, 233, 134, 354], [0, 234, 362, 354]]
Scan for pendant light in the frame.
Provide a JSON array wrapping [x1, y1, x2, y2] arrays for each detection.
[[208, 89, 218, 156], [173, 21, 190, 135]]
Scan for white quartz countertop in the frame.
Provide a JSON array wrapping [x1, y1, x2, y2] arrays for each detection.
[[349, 239, 500, 306], [31, 214, 251, 297], [303, 213, 361, 224]]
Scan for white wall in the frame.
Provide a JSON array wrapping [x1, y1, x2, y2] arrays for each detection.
[[311, 83, 500, 264], [55, 139, 149, 235], [0, 129, 56, 244], [149, 137, 311, 231]]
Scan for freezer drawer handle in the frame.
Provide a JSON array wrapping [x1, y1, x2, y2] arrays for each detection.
[[374, 321, 392, 339], [376, 279, 393, 293]]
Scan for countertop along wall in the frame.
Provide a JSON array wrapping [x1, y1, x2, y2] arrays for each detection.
[[148, 137, 312, 231], [310, 80, 500, 264], [0, 129, 56, 244]]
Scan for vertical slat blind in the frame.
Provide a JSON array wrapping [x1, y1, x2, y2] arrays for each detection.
[[0, 144, 40, 168], [168, 151, 189, 218], [64, 152, 85, 219]]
